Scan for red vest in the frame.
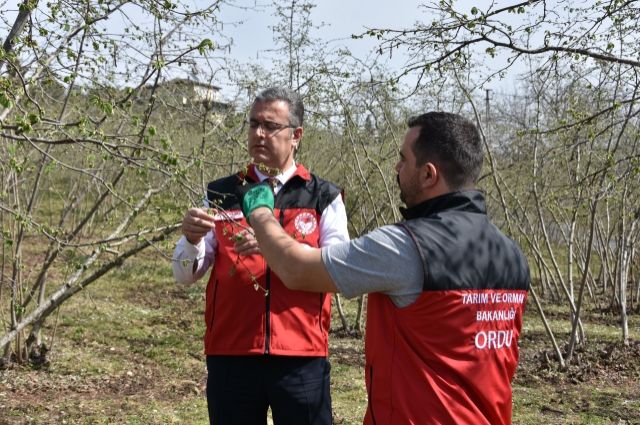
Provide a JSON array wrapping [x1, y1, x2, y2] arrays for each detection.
[[203, 164, 341, 356], [364, 191, 530, 425]]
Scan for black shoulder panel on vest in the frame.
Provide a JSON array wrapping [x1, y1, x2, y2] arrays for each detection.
[[276, 174, 341, 213], [399, 214, 530, 292], [206, 174, 243, 210]]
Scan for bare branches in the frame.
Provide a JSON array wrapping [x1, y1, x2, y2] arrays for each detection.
[[366, 0, 640, 94], [0, 0, 231, 365]]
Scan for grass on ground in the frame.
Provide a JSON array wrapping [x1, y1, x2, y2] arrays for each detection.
[[1, 252, 639, 424]]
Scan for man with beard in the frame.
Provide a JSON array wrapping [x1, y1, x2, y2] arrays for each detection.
[[238, 111, 530, 424], [173, 87, 349, 425]]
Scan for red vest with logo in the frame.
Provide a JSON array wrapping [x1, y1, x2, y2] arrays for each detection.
[[364, 191, 530, 425], [204, 164, 342, 356]]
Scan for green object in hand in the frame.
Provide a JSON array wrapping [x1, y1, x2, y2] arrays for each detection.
[[238, 183, 274, 221]]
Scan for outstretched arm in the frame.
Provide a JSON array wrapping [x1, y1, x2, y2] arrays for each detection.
[[250, 207, 339, 293]]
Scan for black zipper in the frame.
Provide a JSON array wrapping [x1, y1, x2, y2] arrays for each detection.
[[368, 365, 377, 424], [264, 185, 286, 355], [264, 266, 271, 354]]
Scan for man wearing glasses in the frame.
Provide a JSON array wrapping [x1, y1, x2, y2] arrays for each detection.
[[236, 111, 530, 425], [173, 87, 349, 425]]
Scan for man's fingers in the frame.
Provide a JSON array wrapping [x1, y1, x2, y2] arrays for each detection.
[[184, 217, 215, 231], [234, 230, 260, 256], [183, 225, 211, 238], [188, 207, 216, 222], [238, 247, 261, 256], [182, 208, 216, 244], [184, 208, 215, 228]]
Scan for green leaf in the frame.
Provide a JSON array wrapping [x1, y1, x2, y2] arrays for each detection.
[[16, 117, 32, 133], [197, 38, 215, 55], [19, 0, 37, 12], [102, 102, 113, 116], [0, 92, 12, 109]]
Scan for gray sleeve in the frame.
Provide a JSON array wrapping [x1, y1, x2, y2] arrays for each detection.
[[321, 225, 424, 308]]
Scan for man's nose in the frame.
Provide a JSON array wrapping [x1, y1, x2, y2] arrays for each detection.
[[254, 123, 267, 136], [250, 126, 266, 140]]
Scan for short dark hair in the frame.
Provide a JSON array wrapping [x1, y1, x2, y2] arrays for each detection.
[[407, 112, 483, 189], [253, 87, 304, 128]]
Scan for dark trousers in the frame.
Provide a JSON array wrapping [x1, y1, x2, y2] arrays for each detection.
[[206, 355, 332, 425]]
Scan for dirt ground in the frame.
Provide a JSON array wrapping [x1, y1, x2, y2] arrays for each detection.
[[1, 334, 640, 424], [1, 268, 639, 424]]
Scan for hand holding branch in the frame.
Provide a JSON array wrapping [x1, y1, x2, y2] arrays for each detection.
[[182, 208, 216, 245], [234, 229, 260, 256]]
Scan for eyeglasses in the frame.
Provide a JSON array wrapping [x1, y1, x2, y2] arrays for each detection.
[[248, 119, 295, 133]]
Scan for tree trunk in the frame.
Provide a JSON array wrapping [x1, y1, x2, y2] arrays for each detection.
[[530, 286, 565, 368], [333, 294, 349, 332], [0, 0, 36, 75]]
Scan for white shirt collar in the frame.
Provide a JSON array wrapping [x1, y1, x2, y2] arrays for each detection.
[[254, 162, 297, 186]]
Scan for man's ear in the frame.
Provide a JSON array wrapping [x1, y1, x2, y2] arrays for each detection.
[[293, 126, 303, 141], [422, 162, 438, 189], [292, 126, 303, 150]]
